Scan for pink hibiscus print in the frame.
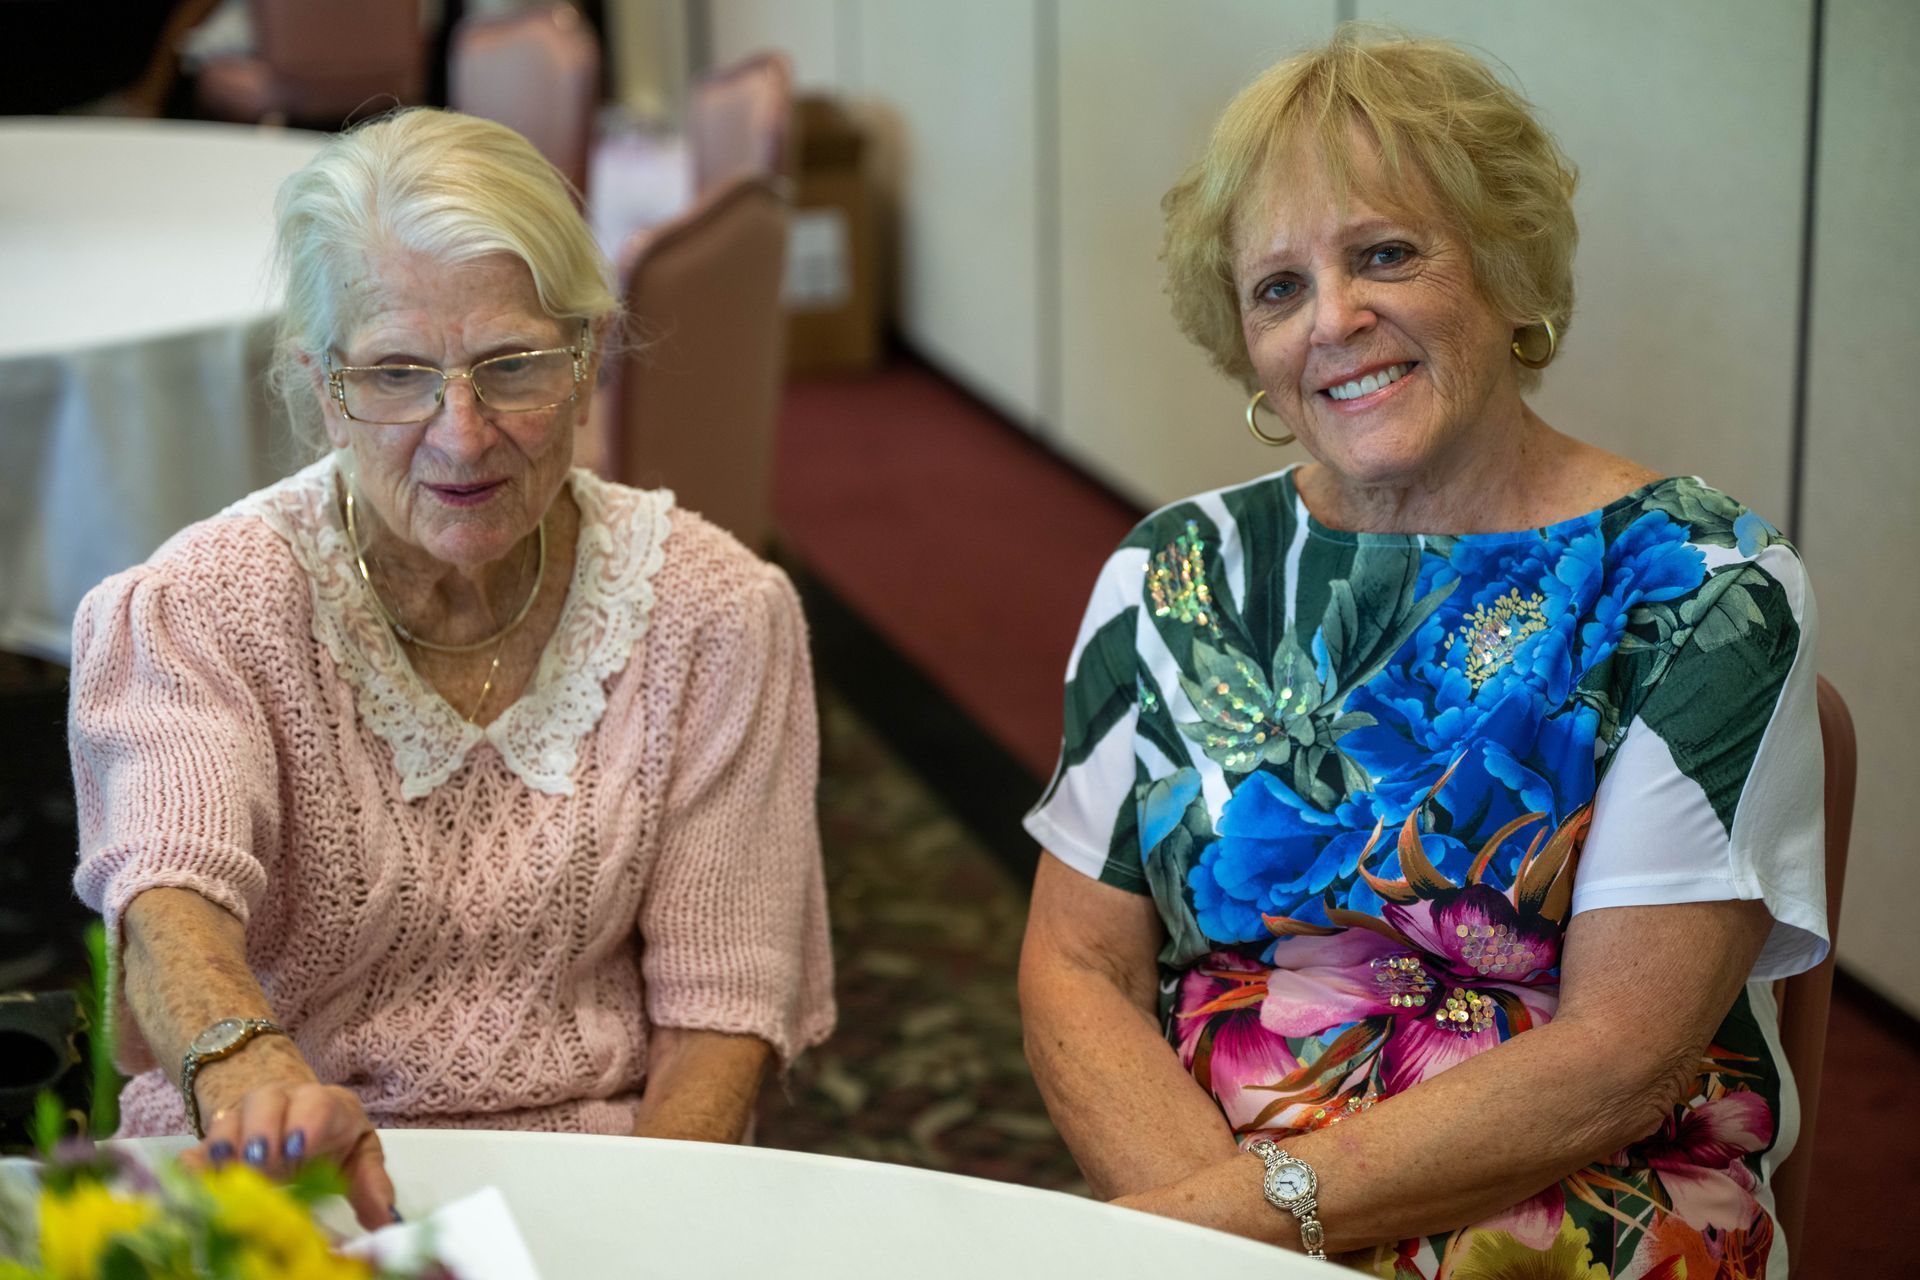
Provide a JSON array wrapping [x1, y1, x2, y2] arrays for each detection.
[[1634, 1088, 1775, 1231]]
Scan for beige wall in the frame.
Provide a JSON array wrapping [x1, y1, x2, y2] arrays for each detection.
[[1052, 0, 1330, 502], [704, 0, 1920, 1016], [1802, 0, 1920, 1012]]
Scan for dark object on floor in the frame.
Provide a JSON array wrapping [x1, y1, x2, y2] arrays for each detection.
[[0, 990, 82, 1150], [788, 562, 1039, 880], [0, 659, 84, 993], [753, 685, 1081, 1194]]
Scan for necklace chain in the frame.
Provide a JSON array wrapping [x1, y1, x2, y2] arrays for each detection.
[[341, 482, 544, 723], [342, 485, 546, 653]]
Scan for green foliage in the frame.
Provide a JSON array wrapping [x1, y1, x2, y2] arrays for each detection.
[[82, 921, 122, 1139], [27, 1095, 62, 1160]]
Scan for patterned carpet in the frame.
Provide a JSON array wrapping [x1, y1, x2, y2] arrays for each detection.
[[753, 684, 1085, 1195]]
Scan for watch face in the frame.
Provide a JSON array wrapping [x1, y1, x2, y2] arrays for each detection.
[[191, 1019, 248, 1056], [1267, 1161, 1315, 1203]]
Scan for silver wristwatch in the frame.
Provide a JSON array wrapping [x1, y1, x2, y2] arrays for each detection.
[[180, 1017, 287, 1138], [1248, 1138, 1326, 1258]]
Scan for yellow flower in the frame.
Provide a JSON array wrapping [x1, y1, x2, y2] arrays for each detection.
[[198, 1164, 336, 1265], [1448, 1213, 1609, 1280], [234, 1245, 375, 1280], [38, 1181, 158, 1280]]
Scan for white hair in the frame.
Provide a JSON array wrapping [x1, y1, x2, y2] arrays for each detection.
[[269, 108, 619, 453]]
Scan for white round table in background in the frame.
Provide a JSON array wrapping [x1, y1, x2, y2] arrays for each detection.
[[0, 118, 326, 660], [116, 1130, 1327, 1277]]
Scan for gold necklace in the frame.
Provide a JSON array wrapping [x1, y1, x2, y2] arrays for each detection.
[[342, 485, 546, 654], [461, 633, 510, 724]]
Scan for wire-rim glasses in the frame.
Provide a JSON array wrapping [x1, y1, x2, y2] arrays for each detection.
[[325, 329, 590, 425]]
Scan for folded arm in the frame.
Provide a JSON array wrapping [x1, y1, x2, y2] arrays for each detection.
[[1019, 851, 1772, 1251]]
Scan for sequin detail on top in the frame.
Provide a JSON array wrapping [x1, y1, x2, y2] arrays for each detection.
[[1146, 521, 1217, 632], [1435, 987, 1497, 1035], [1445, 588, 1550, 691], [1457, 921, 1532, 977], [1371, 954, 1436, 1009]]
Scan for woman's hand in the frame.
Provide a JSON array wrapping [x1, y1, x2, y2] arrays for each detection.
[[181, 1037, 399, 1231], [120, 889, 399, 1231]]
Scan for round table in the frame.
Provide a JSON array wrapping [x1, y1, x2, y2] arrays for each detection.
[[0, 118, 326, 659], [115, 1131, 1328, 1277]]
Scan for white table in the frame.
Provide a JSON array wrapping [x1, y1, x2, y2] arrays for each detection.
[[112, 1130, 1327, 1277], [0, 118, 326, 661]]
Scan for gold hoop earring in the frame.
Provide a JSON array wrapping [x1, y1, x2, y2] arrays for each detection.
[[1511, 318, 1558, 370], [1245, 389, 1295, 447]]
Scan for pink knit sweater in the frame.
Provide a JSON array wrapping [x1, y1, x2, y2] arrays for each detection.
[[70, 459, 835, 1136]]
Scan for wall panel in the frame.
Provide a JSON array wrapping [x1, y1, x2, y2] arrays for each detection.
[[854, 2, 1045, 424], [706, 0, 845, 90], [1803, 0, 1920, 1015]]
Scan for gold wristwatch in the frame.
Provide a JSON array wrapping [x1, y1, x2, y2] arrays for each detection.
[[1248, 1138, 1326, 1258], [180, 1017, 287, 1138]]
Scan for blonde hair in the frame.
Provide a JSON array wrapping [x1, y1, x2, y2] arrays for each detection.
[[1162, 25, 1578, 389], [270, 108, 618, 452]]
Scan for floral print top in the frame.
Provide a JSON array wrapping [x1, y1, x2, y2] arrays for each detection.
[[1026, 466, 1827, 1278]]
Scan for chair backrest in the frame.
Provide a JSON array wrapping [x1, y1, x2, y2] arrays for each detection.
[[1771, 676, 1856, 1270], [686, 51, 793, 197], [250, 0, 426, 116], [450, 4, 600, 200], [605, 176, 789, 551]]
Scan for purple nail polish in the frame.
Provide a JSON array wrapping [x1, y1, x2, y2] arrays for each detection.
[[389, 1204, 405, 1223], [207, 1139, 234, 1166], [284, 1129, 306, 1162], [243, 1137, 268, 1166]]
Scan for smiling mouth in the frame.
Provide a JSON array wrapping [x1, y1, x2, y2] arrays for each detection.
[[1323, 362, 1416, 401]]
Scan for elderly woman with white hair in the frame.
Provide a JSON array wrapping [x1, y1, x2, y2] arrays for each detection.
[[68, 109, 834, 1227]]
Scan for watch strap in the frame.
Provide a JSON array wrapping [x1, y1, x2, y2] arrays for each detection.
[[181, 1017, 287, 1139], [1248, 1138, 1328, 1259]]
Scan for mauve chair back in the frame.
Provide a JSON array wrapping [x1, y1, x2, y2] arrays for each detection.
[[450, 3, 600, 201], [253, 0, 424, 118], [686, 51, 793, 198], [602, 176, 789, 552], [1772, 675, 1855, 1274]]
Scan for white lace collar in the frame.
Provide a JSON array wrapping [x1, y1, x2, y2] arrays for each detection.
[[225, 456, 674, 799]]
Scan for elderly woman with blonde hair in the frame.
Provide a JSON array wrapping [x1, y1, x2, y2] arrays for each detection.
[[68, 109, 834, 1227], [1019, 27, 1824, 1275]]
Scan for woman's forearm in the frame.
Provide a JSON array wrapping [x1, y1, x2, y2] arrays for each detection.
[[1020, 957, 1242, 1198], [1018, 856, 1241, 1198], [122, 887, 317, 1116], [632, 1027, 771, 1142], [1120, 898, 1774, 1253], [1120, 1013, 1664, 1251]]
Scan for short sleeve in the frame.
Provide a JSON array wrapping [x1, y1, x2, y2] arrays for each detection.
[[1023, 547, 1151, 893], [639, 567, 835, 1065], [1573, 545, 1827, 980], [68, 564, 282, 1069]]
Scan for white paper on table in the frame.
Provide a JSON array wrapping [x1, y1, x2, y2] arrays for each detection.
[[340, 1185, 544, 1280]]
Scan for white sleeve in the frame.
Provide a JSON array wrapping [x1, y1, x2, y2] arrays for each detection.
[[1572, 546, 1827, 981]]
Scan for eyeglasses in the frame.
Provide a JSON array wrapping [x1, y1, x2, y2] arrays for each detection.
[[324, 331, 589, 425]]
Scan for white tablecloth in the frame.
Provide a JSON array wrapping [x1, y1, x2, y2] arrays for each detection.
[[108, 1130, 1328, 1276], [0, 119, 326, 661]]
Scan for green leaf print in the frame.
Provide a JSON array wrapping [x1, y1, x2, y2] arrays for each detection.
[[1637, 476, 1775, 550], [1633, 565, 1798, 831], [1679, 575, 1769, 652], [1176, 638, 1289, 772], [1317, 542, 1446, 703], [1059, 609, 1141, 769], [1138, 768, 1215, 969]]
